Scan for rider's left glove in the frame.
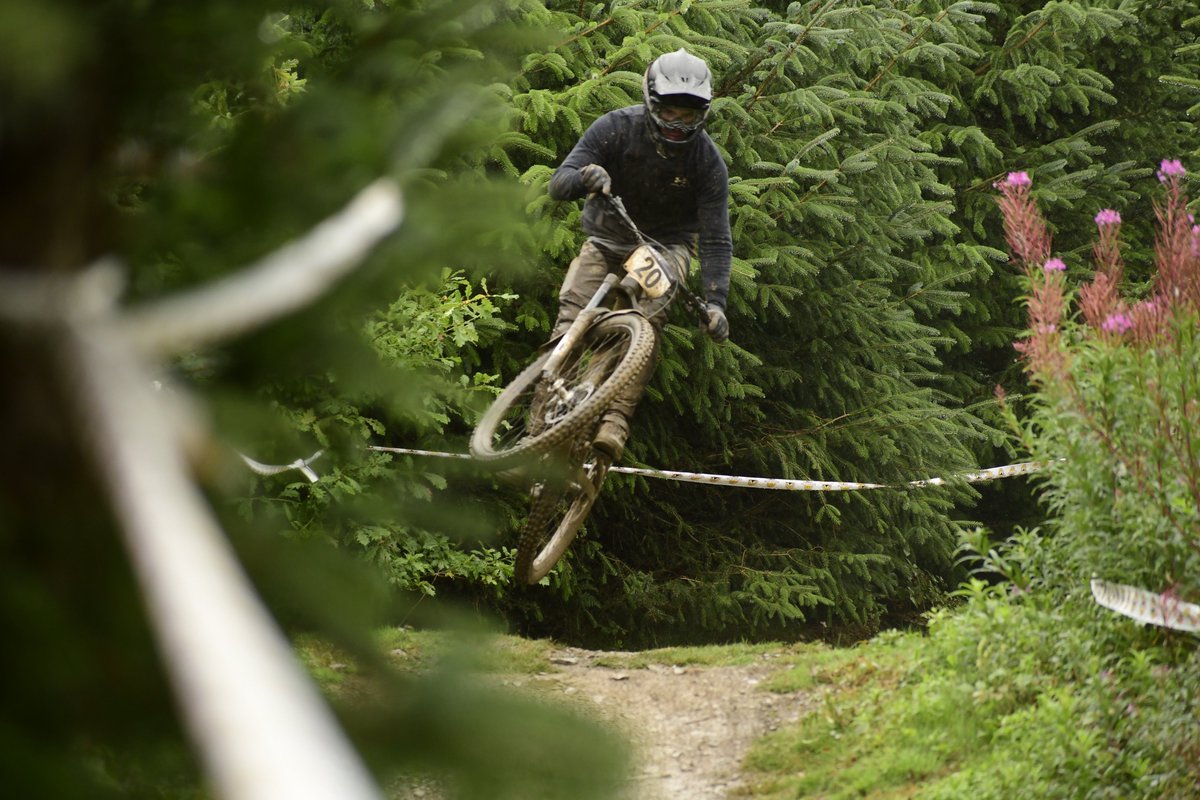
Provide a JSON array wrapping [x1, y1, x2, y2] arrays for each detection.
[[705, 303, 729, 343], [579, 163, 612, 196]]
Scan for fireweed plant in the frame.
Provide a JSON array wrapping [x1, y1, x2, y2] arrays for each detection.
[[995, 161, 1200, 606], [845, 167, 1200, 799], [733, 168, 1200, 800]]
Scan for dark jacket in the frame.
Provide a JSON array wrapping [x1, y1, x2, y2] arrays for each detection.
[[548, 105, 733, 309]]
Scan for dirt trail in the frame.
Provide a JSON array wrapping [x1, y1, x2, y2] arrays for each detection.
[[524, 647, 821, 800]]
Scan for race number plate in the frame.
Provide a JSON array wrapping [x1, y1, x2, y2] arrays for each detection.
[[623, 245, 671, 299]]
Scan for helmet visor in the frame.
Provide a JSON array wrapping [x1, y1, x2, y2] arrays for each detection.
[[657, 104, 704, 126], [647, 95, 709, 141]]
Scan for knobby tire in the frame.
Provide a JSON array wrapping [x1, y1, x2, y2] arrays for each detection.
[[473, 312, 653, 583], [513, 443, 612, 584], [470, 313, 655, 468]]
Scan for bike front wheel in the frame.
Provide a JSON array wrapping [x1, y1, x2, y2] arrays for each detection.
[[513, 441, 612, 584], [470, 313, 655, 468]]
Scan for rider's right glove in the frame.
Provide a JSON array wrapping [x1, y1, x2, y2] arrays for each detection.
[[705, 303, 730, 343], [579, 163, 612, 196]]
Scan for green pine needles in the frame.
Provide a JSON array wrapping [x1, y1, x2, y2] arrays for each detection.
[[469, 0, 1199, 643], [243, 0, 1200, 645]]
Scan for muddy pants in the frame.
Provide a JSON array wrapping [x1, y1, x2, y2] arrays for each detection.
[[552, 240, 691, 421]]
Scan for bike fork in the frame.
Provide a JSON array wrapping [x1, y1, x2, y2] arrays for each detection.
[[541, 272, 620, 382]]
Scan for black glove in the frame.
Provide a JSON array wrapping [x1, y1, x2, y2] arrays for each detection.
[[705, 302, 729, 342], [579, 163, 612, 195]]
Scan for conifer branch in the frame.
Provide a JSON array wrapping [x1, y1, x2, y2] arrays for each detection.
[[0, 179, 404, 800], [974, 18, 1050, 77], [716, 51, 771, 99], [520, 0, 654, 79], [122, 180, 403, 355], [599, 8, 686, 77], [863, 8, 951, 94], [771, 139, 893, 224], [553, 17, 618, 56], [65, 316, 383, 800], [743, 0, 839, 115]]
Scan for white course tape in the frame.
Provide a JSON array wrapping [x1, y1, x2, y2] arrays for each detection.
[[607, 464, 884, 491], [1091, 579, 1200, 633], [363, 446, 1045, 492], [240, 450, 325, 483]]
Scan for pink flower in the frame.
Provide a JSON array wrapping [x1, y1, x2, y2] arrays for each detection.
[[1043, 257, 1067, 272], [1094, 209, 1121, 226], [1101, 312, 1133, 333], [1158, 159, 1186, 182], [994, 170, 1051, 268]]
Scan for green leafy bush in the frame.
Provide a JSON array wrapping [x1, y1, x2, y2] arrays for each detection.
[[744, 160, 1200, 800], [907, 162, 1200, 800]]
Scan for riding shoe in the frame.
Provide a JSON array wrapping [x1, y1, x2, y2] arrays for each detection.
[[592, 413, 630, 460]]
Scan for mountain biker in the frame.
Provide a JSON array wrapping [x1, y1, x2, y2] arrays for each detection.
[[546, 48, 732, 460]]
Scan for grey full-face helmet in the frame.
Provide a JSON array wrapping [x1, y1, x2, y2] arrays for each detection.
[[642, 48, 712, 147]]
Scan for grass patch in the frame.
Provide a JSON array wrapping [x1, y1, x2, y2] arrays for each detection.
[[376, 627, 558, 673], [739, 630, 987, 800], [295, 633, 360, 692], [738, 587, 1200, 800], [760, 641, 885, 693], [589, 640, 826, 670], [298, 628, 561, 687], [305, 630, 835, 679]]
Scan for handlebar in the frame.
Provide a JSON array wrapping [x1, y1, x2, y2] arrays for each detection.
[[598, 193, 711, 329], [677, 279, 712, 329]]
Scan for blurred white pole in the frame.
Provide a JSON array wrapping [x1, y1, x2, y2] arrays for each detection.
[[123, 179, 403, 354], [0, 180, 405, 800], [67, 319, 384, 800]]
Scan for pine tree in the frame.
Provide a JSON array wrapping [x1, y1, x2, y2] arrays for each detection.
[[477, 0, 991, 640], [224, 1, 1199, 644], [467, 0, 1200, 642]]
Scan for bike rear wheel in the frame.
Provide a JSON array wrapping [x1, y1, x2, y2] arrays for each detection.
[[470, 313, 655, 468], [513, 437, 612, 584]]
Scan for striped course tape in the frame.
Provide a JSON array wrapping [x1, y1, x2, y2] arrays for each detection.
[[1091, 579, 1200, 633], [363, 446, 1046, 492]]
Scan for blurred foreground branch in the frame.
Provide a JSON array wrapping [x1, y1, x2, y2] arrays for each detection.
[[0, 180, 404, 800], [124, 179, 403, 354]]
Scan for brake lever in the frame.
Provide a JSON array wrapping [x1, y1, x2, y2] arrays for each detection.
[[679, 283, 710, 328]]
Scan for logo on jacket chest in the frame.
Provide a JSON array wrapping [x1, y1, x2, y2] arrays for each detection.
[[670, 175, 689, 188]]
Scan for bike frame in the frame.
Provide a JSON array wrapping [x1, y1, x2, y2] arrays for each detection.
[[542, 194, 708, 386], [541, 273, 621, 383], [474, 192, 717, 584]]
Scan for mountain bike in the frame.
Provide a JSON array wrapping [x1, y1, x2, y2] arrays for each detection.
[[470, 194, 709, 584]]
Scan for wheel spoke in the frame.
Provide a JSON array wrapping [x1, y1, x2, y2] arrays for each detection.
[[471, 317, 652, 465]]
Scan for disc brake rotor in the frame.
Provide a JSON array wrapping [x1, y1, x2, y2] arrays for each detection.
[[541, 379, 597, 426]]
